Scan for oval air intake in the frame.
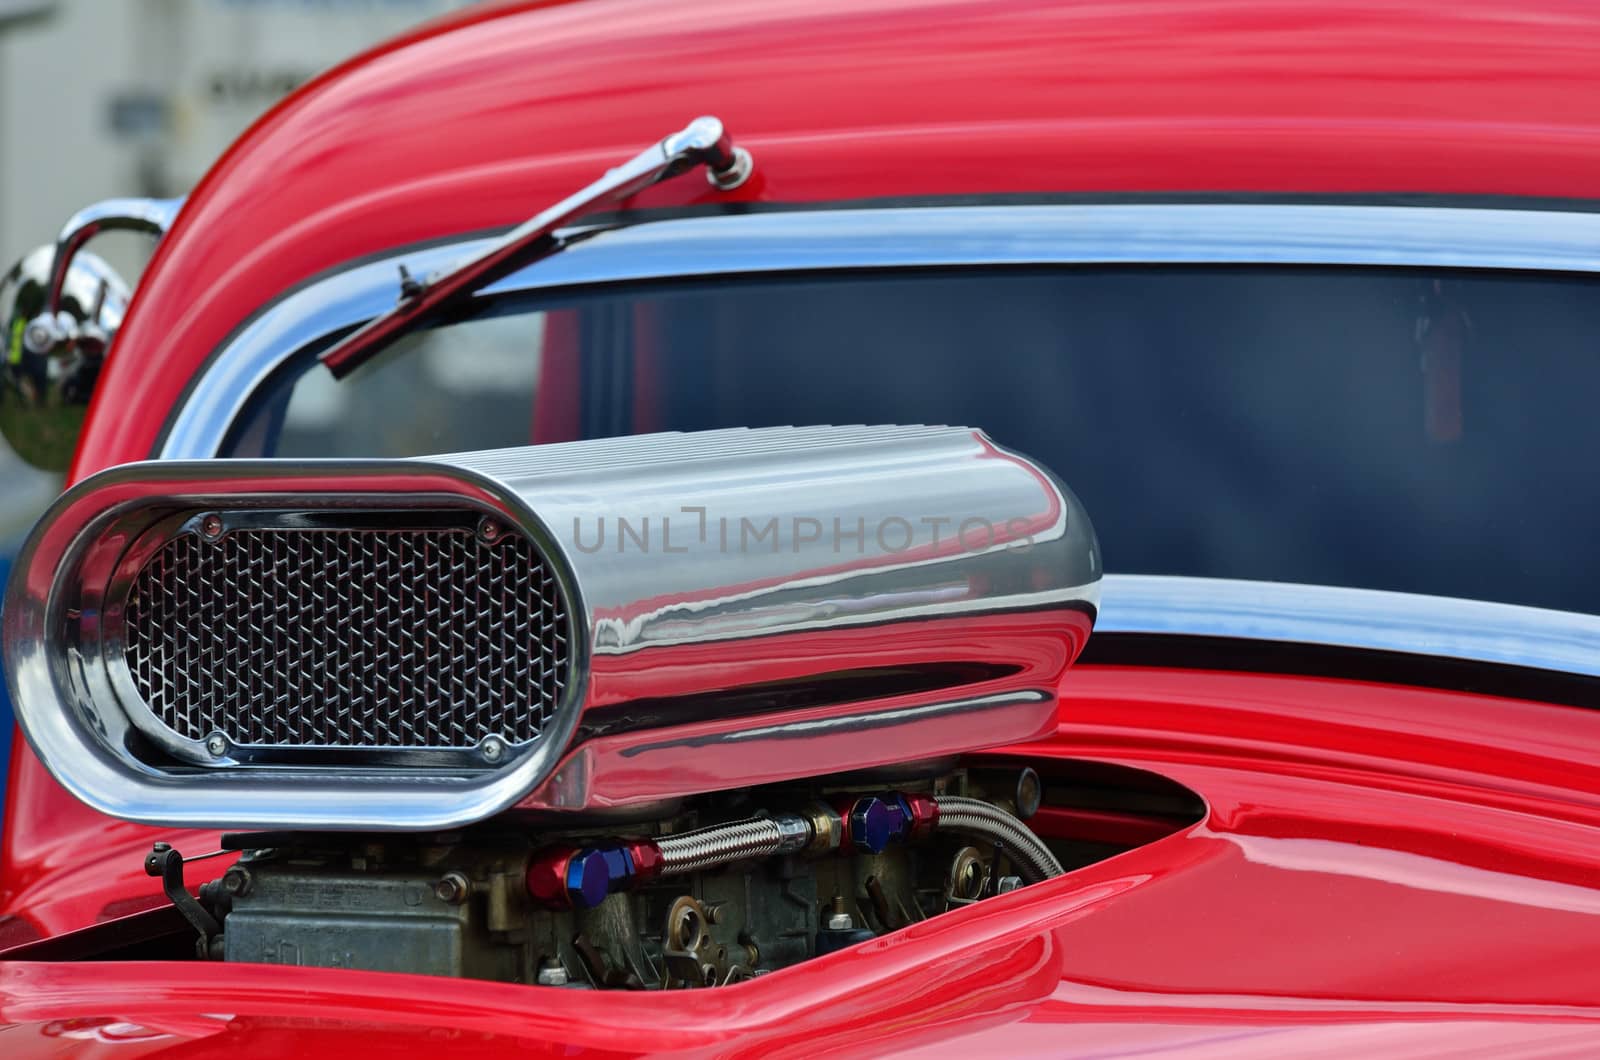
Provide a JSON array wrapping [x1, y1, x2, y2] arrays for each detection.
[[121, 516, 571, 753]]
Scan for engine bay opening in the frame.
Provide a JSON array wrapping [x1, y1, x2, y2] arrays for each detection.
[[1, 757, 1203, 988]]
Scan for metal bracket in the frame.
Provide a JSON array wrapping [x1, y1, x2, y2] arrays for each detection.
[[144, 842, 225, 959]]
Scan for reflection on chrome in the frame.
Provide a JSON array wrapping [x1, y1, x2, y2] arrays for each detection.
[[1, 196, 181, 471], [0, 246, 131, 470]]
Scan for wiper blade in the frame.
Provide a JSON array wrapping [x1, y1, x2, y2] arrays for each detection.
[[320, 116, 753, 380]]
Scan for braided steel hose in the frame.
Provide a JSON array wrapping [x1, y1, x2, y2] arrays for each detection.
[[657, 816, 792, 875], [527, 799, 1057, 911], [932, 795, 1064, 883]]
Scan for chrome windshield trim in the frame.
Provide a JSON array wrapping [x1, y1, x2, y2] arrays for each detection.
[[1098, 574, 1600, 679], [158, 202, 1600, 677], [161, 202, 1600, 461]]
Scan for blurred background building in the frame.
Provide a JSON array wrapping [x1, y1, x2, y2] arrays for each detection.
[[0, 0, 479, 538]]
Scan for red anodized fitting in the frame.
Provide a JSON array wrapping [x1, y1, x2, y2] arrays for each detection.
[[625, 839, 664, 881], [525, 847, 579, 909], [900, 791, 940, 841]]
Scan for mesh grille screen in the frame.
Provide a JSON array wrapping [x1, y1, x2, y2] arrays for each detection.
[[122, 522, 570, 750]]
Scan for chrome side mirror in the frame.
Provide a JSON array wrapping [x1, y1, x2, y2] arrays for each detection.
[[0, 197, 181, 471]]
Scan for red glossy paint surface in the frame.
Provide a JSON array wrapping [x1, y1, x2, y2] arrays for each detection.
[[11, 667, 1600, 1055], [11, 0, 1600, 1053]]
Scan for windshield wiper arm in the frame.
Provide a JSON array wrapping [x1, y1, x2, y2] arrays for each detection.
[[320, 115, 753, 380]]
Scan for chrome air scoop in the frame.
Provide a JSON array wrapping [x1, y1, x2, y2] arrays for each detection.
[[3, 425, 1099, 830]]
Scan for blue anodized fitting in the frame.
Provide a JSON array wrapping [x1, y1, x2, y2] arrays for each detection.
[[565, 846, 635, 909], [847, 796, 912, 854]]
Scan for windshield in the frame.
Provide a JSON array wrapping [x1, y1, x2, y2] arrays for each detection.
[[226, 265, 1600, 616]]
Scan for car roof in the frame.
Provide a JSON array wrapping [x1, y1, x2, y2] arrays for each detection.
[[76, 0, 1600, 475]]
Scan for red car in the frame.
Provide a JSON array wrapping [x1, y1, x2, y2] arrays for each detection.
[[4, 0, 1600, 1055]]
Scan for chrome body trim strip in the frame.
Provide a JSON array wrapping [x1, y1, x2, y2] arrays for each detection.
[[161, 203, 1600, 462], [1098, 574, 1600, 680]]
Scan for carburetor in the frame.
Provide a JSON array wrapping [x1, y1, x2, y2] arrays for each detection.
[[167, 766, 1060, 988]]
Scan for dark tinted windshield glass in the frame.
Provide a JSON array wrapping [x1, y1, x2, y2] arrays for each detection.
[[231, 266, 1600, 615]]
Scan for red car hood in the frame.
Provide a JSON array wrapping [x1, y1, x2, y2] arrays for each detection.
[[7, 666, 1600, 1057]]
